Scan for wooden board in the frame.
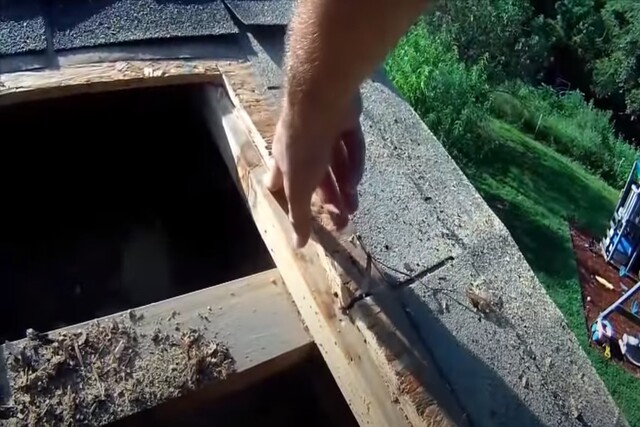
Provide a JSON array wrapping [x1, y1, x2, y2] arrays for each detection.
[[202, 79, 469, 427], [0, 57, 469, 426], [0, 269, 313, 422], [0, 60, 228, 106]]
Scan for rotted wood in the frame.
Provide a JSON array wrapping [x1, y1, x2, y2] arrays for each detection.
[[0, 60, 229, 106], [202, 78, 469, 427]]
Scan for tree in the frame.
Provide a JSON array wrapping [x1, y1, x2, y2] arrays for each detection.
[[591, 1, 640, 116], [427, 0, 551, 82]]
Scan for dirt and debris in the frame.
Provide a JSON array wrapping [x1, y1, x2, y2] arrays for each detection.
[[570, 225, 640, 377], [465, 280, 504, 315], [3, 315, 236, 426]]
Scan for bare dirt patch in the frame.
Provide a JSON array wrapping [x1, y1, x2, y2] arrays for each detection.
[[570, 224, 640, 377], [3, 313, 235, 426]]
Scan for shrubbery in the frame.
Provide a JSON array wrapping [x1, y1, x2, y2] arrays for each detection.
[[386, 20, 639, 189], [491, 83, 638, 188], [385, 21, 493, 161]]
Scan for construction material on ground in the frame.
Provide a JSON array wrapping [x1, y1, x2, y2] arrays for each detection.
[[571, 225, 640, 377], [602, 160, 640, 278], [596, 275, 615, 290]]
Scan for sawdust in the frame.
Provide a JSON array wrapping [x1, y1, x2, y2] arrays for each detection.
[[3, 315, 236, 426]]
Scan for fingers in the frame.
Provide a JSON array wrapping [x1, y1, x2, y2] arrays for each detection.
[[318, 170, 349, 230], [265, 156, 310, 248], [330, 139, 358, 215], [286, 183, 313, 249], [264, 157, 284, 191], [342, 126, 366, 189]]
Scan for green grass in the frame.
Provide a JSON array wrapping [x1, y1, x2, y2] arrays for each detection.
[[462, 119, 640, 424], [385, 23, 640, 424]]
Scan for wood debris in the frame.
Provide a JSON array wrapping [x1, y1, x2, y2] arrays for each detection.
[[3, 315, 235, 426], [465, 280, 504, 315]]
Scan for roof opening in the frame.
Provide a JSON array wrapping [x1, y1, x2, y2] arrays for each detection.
[[110, 347, 359, 427], [0, 84, 274, 342]]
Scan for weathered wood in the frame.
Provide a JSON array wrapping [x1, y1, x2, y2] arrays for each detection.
[[113, 345, 314, 426], [202, 84, 469, 427], [0, 269, 313, 421], [0, 60, 228, 106], [0, 56, 469, 426]]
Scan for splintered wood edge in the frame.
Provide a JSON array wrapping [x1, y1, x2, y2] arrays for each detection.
[[212, 67, 470, 427], [0, 60, 228, 106], [0, 57, 466, 426]]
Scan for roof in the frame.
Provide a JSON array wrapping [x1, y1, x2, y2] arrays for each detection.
[[0, 1, 628, 426]]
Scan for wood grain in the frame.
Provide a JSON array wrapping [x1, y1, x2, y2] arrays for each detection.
[[0, 269, 313, 414], [0, 60, 228, 106], [202, 82, 469, 427]]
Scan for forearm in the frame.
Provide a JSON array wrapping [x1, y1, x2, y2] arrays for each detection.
[[283, 0, 427, 132]]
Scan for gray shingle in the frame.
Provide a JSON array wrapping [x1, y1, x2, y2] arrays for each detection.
[[224, 1, 293, 26], [0, 0, 47, 56], [51, 0, 238, 50]]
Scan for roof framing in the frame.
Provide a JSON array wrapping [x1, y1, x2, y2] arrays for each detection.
[[0, 58, 467, 427]]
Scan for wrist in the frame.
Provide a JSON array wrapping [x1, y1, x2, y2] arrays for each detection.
[[281, 85, 354, 139]]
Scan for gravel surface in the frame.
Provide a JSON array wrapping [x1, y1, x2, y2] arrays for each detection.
[[0, 0, 47, 56]]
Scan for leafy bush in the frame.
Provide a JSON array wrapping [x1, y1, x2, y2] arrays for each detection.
[[384, 20, 493, 161], [554, 0, 640, 118], [491, 82, 639, 188], [427, 0, 552, 82]]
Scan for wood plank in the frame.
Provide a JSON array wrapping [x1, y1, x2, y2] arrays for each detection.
[[0, 60, 229, 106], [0, 269, 313, 424], [202, 84, 469, 427], [113, 345, 314, 427]]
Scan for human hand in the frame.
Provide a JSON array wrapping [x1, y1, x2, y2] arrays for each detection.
[[265, 94, 365, 248]]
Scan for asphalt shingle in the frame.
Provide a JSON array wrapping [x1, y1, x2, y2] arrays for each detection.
[[0, 0, 47, 56], [51, 0, 238, 50], [224, 1, 294, 26]]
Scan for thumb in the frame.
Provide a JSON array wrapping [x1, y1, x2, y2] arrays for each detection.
[[264, 157, 284, 191]]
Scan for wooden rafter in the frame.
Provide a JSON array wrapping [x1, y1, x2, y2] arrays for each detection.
[[205, 66, 469, 427], [1, 270, 313, 423], [0, 59, 468, 426]]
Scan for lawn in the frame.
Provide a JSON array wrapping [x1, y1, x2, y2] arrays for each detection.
[[455, 118, 640, 424], [385, 21, 640, 423]]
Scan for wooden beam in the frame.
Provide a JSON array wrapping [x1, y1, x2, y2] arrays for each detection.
[[202, 81, 469, 427], [0, 60, 229, 106], [1, 269, 313, 424]]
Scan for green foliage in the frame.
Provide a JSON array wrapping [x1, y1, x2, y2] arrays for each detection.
[[554, 0, 640, 117], [427, 0, 552, 82], [592, 1, 640, 114], [491, 82, 638, 188], [554, 0, 607, 62], [384, 21, 492, 160]]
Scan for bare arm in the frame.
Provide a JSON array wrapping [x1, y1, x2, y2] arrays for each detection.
[[284, 0, 428, 132], [266, 0, 427, 248]]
